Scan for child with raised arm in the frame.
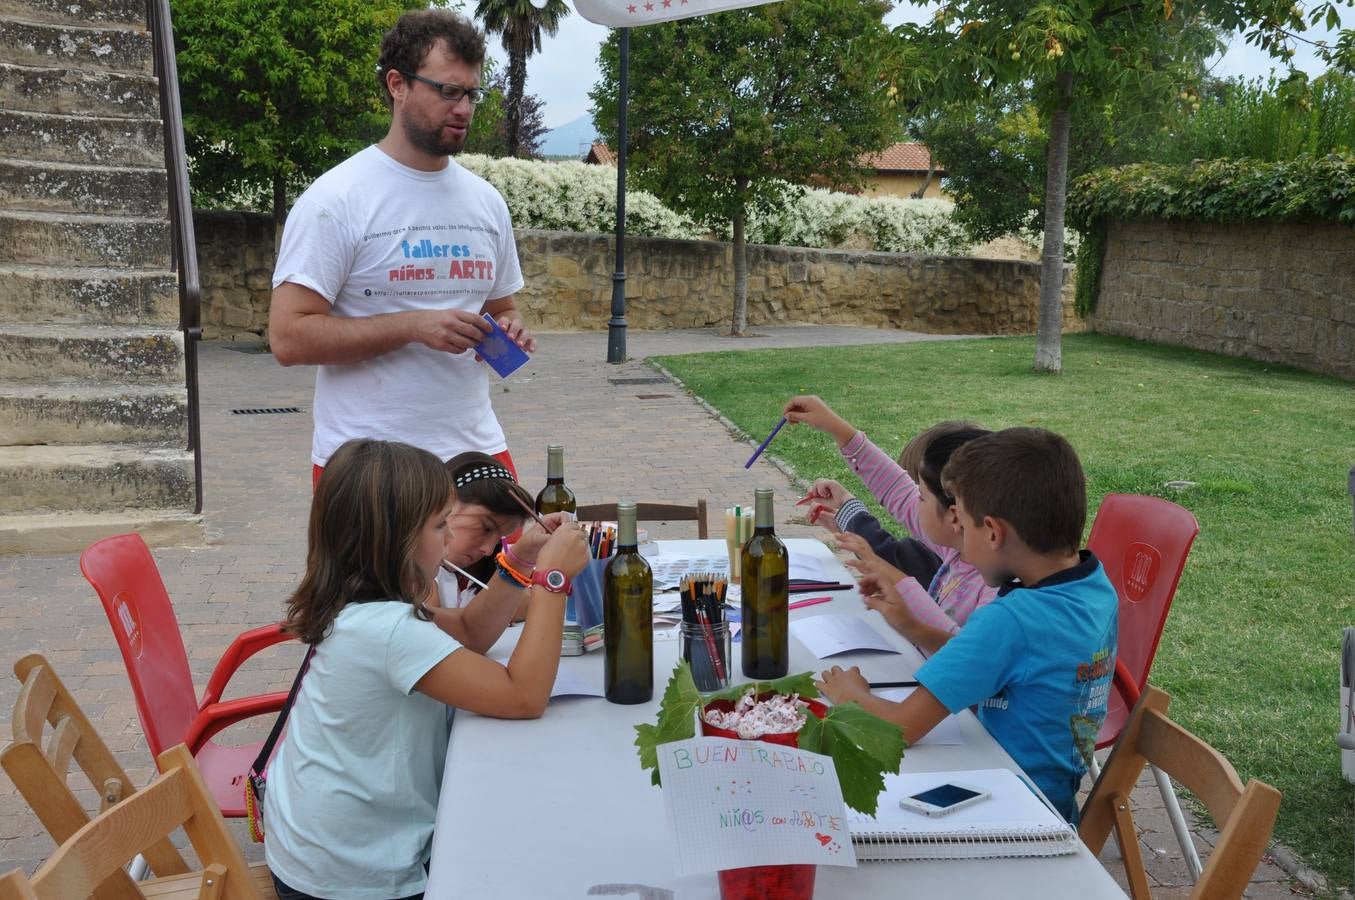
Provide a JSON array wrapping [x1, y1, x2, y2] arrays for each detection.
[[783, 395, 994, 653], [798, 420, 977, 590], [264, 438, 589, 900], [817, 427, 1118, 823]]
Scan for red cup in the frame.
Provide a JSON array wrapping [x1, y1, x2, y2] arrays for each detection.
[[700, 693, 828, 900]]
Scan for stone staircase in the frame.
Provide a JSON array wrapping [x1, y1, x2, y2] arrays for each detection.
[[0, 0, 202, 553]]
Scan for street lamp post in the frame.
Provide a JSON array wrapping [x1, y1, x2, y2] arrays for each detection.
[[606, 27, 629, 364]]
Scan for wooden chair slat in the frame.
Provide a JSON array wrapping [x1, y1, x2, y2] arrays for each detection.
[[1079, 685, 1282, 900]]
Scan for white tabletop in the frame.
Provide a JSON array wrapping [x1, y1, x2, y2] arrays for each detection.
[[426, 539, 1125, 898]]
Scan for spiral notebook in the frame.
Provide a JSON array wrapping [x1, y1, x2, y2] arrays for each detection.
[[848, 768, 1078, 861]]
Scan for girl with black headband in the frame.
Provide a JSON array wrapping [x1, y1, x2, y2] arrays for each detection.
[[433, 451, 569, 651]]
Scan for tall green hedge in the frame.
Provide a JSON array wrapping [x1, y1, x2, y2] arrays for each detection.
[[1068, 153, 1355, 312]]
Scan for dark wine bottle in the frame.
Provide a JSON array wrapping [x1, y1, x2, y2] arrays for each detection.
[[741, 487, 789, 679], [535, 444, 577, 515], [604, 502, 653, 704]]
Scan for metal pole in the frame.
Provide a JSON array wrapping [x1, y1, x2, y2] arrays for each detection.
[[606, 27, 629, 363]]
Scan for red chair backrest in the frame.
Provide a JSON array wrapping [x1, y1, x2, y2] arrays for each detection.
[[80, 533, 199, 757], [1087, 493, 1199, 747]]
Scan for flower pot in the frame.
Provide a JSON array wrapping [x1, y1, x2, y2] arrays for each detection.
[[700, 694, 828, 900]]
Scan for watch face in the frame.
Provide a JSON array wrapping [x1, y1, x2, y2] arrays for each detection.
[[545, 570, 567, 591]]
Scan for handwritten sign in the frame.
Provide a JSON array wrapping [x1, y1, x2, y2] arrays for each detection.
[[656, 736, 857, 875]]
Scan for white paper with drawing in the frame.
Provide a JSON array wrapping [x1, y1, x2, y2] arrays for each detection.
[[656, 736, 858, 875], [790, 614, 901, 658]]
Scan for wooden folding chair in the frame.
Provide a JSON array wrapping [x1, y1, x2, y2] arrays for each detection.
[[575, 499, 709, 539], [1080, 685, 1282, 900], [2, 654, 274, 899], [0, 744, 267, 899]]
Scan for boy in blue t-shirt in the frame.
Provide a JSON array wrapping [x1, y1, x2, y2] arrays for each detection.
[[817, 427, 1117, 822]]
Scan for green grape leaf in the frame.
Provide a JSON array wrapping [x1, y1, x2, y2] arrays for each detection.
[[705, 670, 821, 704], [797, 702, 906, 816], [633, 661, 704, 785]]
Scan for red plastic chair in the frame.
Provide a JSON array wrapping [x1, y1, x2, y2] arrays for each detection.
[[79, 533, 294, 817], [1088, 493, 1200, 752], [1085, 492, 1201, 877]]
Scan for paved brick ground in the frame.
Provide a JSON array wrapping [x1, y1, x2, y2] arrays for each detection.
[[0, 326, 1318, 895]]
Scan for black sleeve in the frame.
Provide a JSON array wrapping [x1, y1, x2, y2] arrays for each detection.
[[845, 513, 944, 587]]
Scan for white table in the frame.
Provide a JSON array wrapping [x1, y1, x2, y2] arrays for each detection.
[[426, 539, 1126, 898]]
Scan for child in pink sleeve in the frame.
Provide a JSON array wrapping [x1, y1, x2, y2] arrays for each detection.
[[784, 395, 997, 655]]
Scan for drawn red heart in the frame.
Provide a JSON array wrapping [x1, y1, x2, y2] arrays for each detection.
[[815, 833, 831, 846]]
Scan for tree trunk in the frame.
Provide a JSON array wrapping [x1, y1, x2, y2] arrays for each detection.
[[505, 46, 528, 158], [910, 159, 936, 199], [731, 207, 747, 336], [1034, 71, 1075, 374]]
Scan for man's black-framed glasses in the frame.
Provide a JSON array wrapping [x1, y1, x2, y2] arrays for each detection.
[[400, 70, 488, 105]]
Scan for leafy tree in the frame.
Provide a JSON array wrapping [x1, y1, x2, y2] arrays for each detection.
[[465, 71, 549, 157], [174, 0, 425, 226], [474, 0, 569, 157], [590, 0, 905, 335], [891, 0, 1345, 372]]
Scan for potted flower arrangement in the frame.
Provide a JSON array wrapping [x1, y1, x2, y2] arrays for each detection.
[[635, 662, 906, 900]]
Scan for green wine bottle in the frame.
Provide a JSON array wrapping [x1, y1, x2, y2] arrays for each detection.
[[741, 487, 789, 679], [535, 444, 577, 515], [604, 502, 653, 704]]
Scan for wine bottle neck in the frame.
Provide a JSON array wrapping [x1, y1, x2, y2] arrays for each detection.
[[753, 489, 775, 529], [546, 446, 565, 480]]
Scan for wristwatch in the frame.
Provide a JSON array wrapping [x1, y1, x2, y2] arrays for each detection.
[[530, 567, 571, 595]]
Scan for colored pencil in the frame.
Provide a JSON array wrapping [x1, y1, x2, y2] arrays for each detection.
[[743, 416, 788, 469], [868, 680, 920, 689], [788, 596, 833, 611], [441, 559, 489, 590], [507, 491, 553, 532]]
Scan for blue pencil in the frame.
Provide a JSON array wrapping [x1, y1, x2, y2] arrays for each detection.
[[744, 416, 788, 469]]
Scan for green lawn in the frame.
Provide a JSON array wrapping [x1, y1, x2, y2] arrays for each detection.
[[654, 333, 1355, 893]]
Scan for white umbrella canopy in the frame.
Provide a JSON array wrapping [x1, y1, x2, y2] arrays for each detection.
[[570, 0, 781, 26]]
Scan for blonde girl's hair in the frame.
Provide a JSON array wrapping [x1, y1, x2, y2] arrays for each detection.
[[285, 439, 452, 644], [896, 420, 983, 481]]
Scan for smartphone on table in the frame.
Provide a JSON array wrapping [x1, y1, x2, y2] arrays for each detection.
[[898, 782, 990, 817]]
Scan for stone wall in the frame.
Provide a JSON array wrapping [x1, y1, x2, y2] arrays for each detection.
[[193, 210, 1081, 340], [1092, 219, 1355, 380], [194, 210, 275, 337]]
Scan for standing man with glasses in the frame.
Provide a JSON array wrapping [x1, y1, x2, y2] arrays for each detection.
[[269, 10, 534, 490]]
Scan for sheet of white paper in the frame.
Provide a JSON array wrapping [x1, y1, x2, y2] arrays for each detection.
[[788, 554, 848, 584], [789, 614, 901, 659], [648, 556, 729, 590], [656, 736, 857, 876], [550, 666, 604, 698], [489, 649, 603, 699], [874, 687, 965, 745]]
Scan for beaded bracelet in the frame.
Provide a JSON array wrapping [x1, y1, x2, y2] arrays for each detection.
[[495, 551, 532, 588], [502, 542, 535, 573]]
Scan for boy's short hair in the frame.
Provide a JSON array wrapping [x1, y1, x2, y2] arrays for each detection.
[[941, 427, 1086, 555], [897, 420, 981, 481], [376, 10, 486, 108]]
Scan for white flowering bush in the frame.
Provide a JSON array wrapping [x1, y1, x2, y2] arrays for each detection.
[[744, 187, 973, 255], [458, 155, 701, 239], [457, 156, 982, 255]]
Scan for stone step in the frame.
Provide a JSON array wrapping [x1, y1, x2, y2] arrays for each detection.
[[0, 61, 158, 118], [0, 443, 195, 514], [0, 509, 202, 555], [0, 264, 179, 325], [0, 209, 171, 268], [0, 380, 187, 445], [0, 0, 145, 29], [0, 157, 167, 217], [0, 324, 183, 382], [0, 110, 164, 167], [0, 16, 152, 75]]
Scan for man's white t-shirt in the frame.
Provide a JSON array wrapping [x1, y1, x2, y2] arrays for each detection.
[[272, 146, 525, 466], [263, 602, 462, 899]]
